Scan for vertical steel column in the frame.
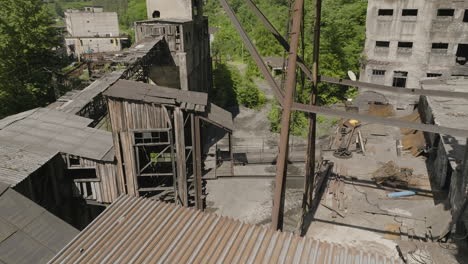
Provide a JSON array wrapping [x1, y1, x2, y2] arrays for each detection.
[[303, 0, 322, 212], [271, 0, 305, 231]]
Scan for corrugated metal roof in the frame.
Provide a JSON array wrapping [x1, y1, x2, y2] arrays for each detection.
[[0, 144, 58, 186], [51, 195, 403, 264], [0, 183, 78, 264], [0, 108, 114, 162]]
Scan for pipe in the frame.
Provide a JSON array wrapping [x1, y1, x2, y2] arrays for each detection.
[[387, 191, 416, 198]]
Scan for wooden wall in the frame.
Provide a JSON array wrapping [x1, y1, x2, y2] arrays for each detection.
[[107, 98, 172, 196]]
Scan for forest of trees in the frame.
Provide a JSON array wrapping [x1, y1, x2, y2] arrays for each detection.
[[0, 0, 367, 135], [205, 0, 367, 135]]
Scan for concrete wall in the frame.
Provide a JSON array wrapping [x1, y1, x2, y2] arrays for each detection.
[[65, 37, 123, 56], [146, 0, 192, 20], [135, 17, 212, 93], [65, 11, 119, 37], [361, 0, 468, 88]]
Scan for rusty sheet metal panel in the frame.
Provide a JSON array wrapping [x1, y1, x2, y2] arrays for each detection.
[[51, 195, 403, 264]]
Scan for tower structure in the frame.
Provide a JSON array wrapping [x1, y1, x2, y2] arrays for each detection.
[[134, 0, 211, 93]]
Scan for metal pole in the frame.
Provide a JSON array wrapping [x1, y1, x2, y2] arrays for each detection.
[[303, 0, 322, 212], [271, 0, 305, 231]]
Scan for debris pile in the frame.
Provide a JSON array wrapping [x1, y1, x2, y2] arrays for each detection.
[[372, 161, 413, 187]]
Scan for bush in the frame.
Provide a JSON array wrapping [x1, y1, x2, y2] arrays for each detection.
[[212, 62, 266, 109], [236, 79, 266, 109], [268, 101, 308, 137]]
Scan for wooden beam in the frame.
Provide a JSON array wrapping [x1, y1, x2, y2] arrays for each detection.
[[193, 115, 203, 209], [174, 108, 188, 206]]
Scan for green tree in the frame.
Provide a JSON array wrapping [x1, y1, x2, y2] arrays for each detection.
[[0, 0, 63, 117]]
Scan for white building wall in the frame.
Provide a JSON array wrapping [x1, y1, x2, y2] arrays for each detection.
[[146, 0, 197, 20], [361, 0, 468, 88], [65, 11, 119, 37], [65, 37, 122, 56]]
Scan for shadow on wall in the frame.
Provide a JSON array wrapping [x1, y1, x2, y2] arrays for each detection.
[[148, 40, 181, 89]]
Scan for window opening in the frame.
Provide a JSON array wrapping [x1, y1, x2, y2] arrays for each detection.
[[378, 9, 394, 16], [376, 41, 390, 47], [372, 70, 386, 76], [152, 10, 161, 18], [402, 9, 418, 16], [393, 71, 408, 88], [398, 42, 413, 48], [437, 9, 454, 16]]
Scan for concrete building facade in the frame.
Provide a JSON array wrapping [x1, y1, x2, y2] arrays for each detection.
[[361, 0, 468, 88], [64, 7, 127, 57], [135, 0, 211, 92]]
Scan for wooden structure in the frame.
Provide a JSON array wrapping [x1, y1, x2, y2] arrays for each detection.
[[0, 108, 117, 228], [104, 80, 233, 208]]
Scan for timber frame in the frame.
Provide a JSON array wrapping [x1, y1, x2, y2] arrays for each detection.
[[105, 79, 233, 209]]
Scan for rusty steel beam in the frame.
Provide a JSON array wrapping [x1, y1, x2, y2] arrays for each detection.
[[304, 0, 322, 215], [243, 0, 313, 81], [218, 0, 284, 103], [320, 76, 468, 99], [291, 102, 468, 138], [271, 0, 305, 231]]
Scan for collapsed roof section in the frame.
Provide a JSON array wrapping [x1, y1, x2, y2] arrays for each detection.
[[0, 182, 78, 264], [51, 195, 402, 264], [104, 79, 234, 131]]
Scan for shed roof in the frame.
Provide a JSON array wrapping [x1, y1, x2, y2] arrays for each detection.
[[104, 79, 208, 108], [0, 183, 78, 264], [0, 108, 114, 163], [51, 195, 402, 264], [103, 37, 164, 64], [0, 144, 58, 186], [421, 78, 468, 167], [52, 71, 123, 114], [263, 56, 286, 69], [104, 80, 234, 131]]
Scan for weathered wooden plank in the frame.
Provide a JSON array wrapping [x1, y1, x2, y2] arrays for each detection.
[[174, 108, 188, 206]]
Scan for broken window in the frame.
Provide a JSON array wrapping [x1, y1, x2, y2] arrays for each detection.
[[402, 9, 418, 16], [398, 42, 413, 48], [437, 9, 454, 17], [152, 10, 161, 18], [110, 39, 114, 44], [456, 44, 468, 65], [427, 73, 442, 78], [372, 70, 386, 76], [392, 71, 408, 88], [376, 41, 390, 47], [378, 9, 394, 16], [68, 155, 81, 167], [464, 10, 468, 22]]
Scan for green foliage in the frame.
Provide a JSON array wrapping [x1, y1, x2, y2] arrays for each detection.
[[212, 62, 266, 109], [236, 79, 266, 109], [0, 0, 63, 118], [204, 0, 366, 135], [268, 101, 308, 137]]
